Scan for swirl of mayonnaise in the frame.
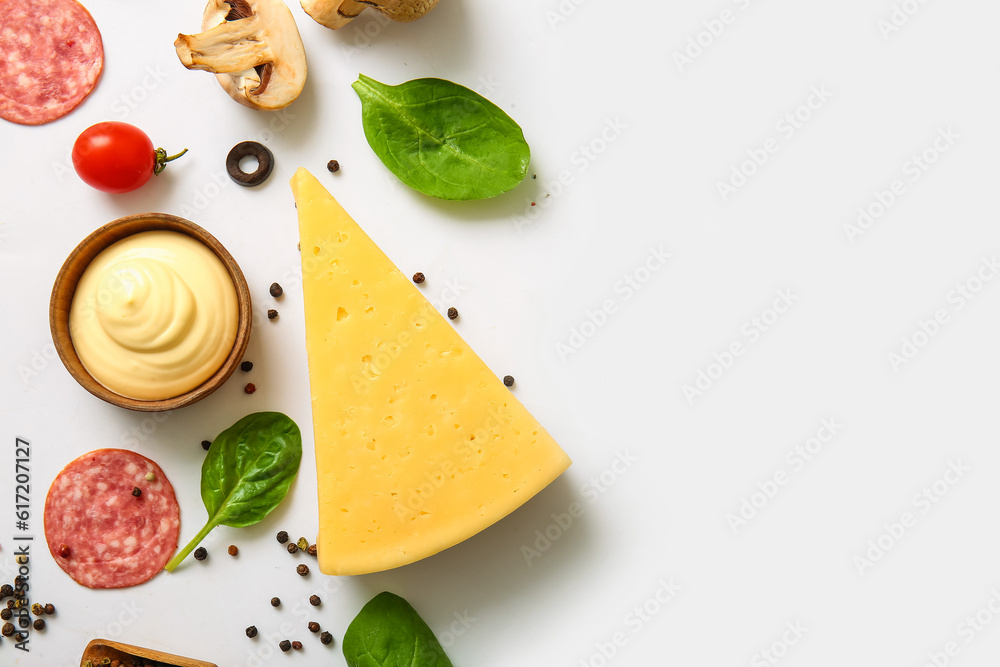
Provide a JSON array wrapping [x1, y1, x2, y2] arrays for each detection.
[[69, 230, 238, 400]]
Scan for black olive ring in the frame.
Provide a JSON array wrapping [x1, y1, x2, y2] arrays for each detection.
[[226, 141, 274, 187]]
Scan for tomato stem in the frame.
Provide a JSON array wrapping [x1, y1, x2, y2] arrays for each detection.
[[153, 147, 189, 175]]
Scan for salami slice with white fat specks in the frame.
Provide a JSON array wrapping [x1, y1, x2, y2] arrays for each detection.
[[0, 0, 104, 125], [44, 449, 180, 589]]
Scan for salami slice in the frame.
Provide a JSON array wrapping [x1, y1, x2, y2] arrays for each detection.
[[44, 449, 180, 589], [0, 0, 104, 125]]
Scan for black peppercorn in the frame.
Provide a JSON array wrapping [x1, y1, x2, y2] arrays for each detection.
[[246, 625, 258, 638], [327, 160, 340, 173], [503, 375, 514, 387], [447, 307, 458, 320], [279, 640, 291, 652], [307, 544, 317, 556], [201, 440, 211, 451], [269, 282, 283, 298], [309, 595, 321, 606], [0, 609, 10, 621], [287, 542, 298, 554], [132, 486, 142, 498], [412, 272, 425, 284], [267, 309, 278, 320], [241, 361, 253, 372], [0, 584, 12, 598], [14, 631, 26, 642], [271, 597, 281, 607], [43, 603, 54, 615], [32, 618, 44, 631], [308, 621, 320, 633], [320, 631, 333, 645], [296, 564, 309, 576], [193, 547, 207, 561], [1, 623, 13, 637], [277, 530, 289, 543]]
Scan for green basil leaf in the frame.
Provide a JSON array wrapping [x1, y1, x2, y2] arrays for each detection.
[[343, 592, 454, 667], [164, 412, 301, 571], [352, 74, 530, 201], [200, 411, 302, 527]]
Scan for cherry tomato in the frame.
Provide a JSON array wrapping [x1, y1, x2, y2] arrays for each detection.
[[72, 122, 187, 193]]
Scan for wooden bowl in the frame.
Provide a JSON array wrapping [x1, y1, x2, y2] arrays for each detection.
[[50, 213, 252, 412], [81, 638, 218, 667]]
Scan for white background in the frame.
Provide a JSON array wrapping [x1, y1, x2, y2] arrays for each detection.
[[2, 0, 1000, 665]]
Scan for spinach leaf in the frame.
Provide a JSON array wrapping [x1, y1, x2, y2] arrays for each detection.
[[352, 74, 530, 201], [343, 592, 454, 667], [164, 412, 301, 571]]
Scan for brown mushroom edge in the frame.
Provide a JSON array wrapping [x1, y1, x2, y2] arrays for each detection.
[[174, 0, 307, 110], [300, 0, 442, 30]]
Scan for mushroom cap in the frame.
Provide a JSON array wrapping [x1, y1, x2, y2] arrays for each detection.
[[301, 0, 440, 30], [175, 0, 307, 110]]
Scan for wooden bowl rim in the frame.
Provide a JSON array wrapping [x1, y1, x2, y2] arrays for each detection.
[[81, 638, 218, 667], [49, 213, 252, 412]]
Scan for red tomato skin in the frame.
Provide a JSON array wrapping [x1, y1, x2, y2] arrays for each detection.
[[72, 122, 155, 193]]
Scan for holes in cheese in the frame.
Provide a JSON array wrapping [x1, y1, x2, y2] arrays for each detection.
[[291, 168, 572, 576]]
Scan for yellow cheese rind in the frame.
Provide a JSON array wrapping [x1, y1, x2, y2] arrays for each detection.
[[292, 168, 571, 576]]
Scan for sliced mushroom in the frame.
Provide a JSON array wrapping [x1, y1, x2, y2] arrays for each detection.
[[175, 0, 307, 110], [301, 0, 440, 30]]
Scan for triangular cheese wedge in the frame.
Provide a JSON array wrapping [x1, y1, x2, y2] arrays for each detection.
[[291, 168, 571, 575]]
